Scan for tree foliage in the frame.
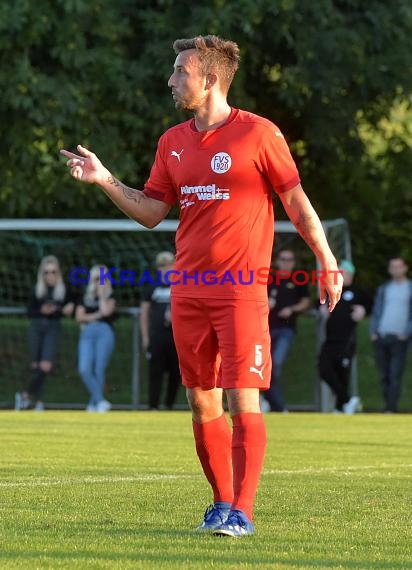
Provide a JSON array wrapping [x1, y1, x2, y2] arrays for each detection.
[[1, 0, 411, 286]]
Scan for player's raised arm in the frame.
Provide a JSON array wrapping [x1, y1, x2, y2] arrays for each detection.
[[278, 183, 343, 311], [60, 145, 170, 228]]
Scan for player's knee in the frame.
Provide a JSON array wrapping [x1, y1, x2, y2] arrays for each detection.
[[186, 388, 223, 422], [186, 388, 202, 414], [226, 388, 261, 415]]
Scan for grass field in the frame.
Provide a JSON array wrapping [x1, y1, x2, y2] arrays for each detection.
[[1, 412, 411, 569]]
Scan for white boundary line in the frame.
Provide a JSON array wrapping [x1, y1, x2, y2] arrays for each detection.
[[1, 464, 411, 488], [264, 464, 412, 475], [0, 474, 195, 488]]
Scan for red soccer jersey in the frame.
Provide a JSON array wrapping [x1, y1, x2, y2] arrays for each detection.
[[144, 108, 300, 301]]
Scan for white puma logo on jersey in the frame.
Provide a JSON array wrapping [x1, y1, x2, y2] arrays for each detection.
[[249, 365, 265, 380], [171, 149, 184, 162]]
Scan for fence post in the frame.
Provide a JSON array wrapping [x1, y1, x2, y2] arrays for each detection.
[[130, 308, 140, 410]]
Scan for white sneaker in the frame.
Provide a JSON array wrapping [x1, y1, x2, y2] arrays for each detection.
[[343, 396, 360, 415], [96, 399, 111, 413], [332, 409, 343, 414], [86, 404, 97, 413]]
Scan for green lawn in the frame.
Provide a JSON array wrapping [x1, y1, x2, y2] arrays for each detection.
[[1, 411, 411, 569]]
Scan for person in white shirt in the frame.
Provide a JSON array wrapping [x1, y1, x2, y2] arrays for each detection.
[[370, 256, 412, 412]]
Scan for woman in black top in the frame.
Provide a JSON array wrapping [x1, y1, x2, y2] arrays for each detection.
[[16, 255, 75, 411]]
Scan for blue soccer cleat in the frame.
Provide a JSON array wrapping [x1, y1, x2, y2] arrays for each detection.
[[195, 501, 231, 532], [213, 509, 255, 537]]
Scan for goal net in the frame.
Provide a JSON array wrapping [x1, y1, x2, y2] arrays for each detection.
[[271, 219, 352, 412], [0, 218, 351, 411]]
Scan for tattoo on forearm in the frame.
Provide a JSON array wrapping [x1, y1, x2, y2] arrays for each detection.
[[107, 176, 143, 204], [295, 212, 322, 254], [107, 175, 123, 190], [122, 186, 143, 204]]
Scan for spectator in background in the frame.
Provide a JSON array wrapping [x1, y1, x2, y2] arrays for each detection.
[[76, 265, 116, 412], [140, 251, 181, 410], [263, 249, 310, 412], [318, 260, 370, 414], [370, 256, 412, 413], [15, 255, 75, 411]]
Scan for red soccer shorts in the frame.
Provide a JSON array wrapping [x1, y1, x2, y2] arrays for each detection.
[[171, 297, 271, 390]]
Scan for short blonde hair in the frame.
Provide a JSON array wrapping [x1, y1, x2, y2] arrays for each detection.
[[173, 35, 240, 93]]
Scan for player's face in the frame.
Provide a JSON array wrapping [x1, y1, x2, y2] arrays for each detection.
[[168, 50, 208, 112]]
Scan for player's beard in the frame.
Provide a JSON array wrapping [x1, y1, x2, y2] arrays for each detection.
[[173, 91, 205, 113]]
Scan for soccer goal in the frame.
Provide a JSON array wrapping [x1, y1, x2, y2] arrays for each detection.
[[0, 218, 351, 411], [270, 219, 353, 412]]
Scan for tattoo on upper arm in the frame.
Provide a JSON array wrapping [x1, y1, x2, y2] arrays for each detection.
[[107, 176, 143, 204]]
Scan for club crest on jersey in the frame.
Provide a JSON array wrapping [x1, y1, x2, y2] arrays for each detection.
[[211, 152, 232, 174]]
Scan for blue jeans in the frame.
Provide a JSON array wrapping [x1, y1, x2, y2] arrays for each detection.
[[373, 335, 408, 412], [264, 327, 295, 411], [78, 322, 115, 406]]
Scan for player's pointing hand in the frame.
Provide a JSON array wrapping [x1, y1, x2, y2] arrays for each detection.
[[60, 145, 109, 185]]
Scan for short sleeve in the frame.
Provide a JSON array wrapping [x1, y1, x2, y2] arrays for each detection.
[[143, 135, 177, 205], [257, 125, 300, 194]]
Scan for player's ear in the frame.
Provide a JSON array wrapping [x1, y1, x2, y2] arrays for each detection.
[[205, 74, 218, 90]]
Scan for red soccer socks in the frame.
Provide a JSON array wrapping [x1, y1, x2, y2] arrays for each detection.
[[192, 414, 233, 504], [231, 412, 267, 521]]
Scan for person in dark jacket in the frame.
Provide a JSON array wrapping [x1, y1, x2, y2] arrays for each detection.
[[318, 260, 371, 414], [15, 255, 75, 411], [140, 251, 181, 410]]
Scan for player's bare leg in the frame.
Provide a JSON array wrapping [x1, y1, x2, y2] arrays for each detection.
[[187, 386, 233, 531], [187, 386, 224, 423]]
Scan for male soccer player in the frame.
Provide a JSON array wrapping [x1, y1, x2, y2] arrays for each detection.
[[61, 35, 342, 537]]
